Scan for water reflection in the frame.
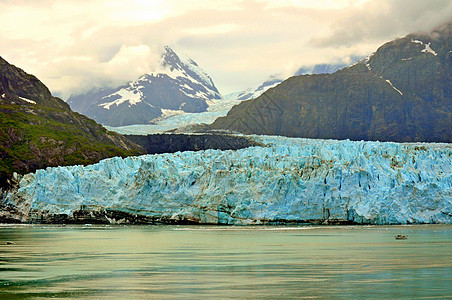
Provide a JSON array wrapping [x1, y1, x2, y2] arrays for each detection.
[[0, 225, 451, 298]]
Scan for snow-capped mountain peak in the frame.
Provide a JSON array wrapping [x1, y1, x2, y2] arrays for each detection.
[[155, 46, 217, 90], [68, 46, 222, 127]]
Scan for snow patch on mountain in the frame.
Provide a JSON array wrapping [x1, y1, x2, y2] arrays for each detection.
[[364, 56, 372, 71], [18, 96, 36, 105], [411, 39, 424, 44], [161, 109, 186, 118], [422, 43, 438, 56], [176, 50, 215, 88], [385, 79, 403, 95], [411, 39, 438, 56], [98, 84, 145, 110]]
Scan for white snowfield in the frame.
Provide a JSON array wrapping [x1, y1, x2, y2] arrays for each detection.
[[98, 84, 145, 110], [4, 136, 452, 225]]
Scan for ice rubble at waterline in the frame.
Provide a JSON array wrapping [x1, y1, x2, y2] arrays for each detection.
[[4, 136, 452, 225]]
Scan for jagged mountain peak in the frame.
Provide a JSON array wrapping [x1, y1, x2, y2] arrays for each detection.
[[155, 46, 216, 90], [68, 46, 222, 127], [161, 46, 185, 71]]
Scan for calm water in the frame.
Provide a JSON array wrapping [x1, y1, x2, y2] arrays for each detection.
[[0, 224, 451, 299]]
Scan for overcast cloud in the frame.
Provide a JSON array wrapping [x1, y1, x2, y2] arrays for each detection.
[[0, 0, 450, 98]]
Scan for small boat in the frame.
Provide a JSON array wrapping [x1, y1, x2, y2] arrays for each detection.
[[395, 234, 408, 240]]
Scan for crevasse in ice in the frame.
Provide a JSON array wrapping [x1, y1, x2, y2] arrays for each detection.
[[5, 136, 452, 224]]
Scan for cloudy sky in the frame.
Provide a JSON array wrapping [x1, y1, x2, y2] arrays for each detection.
[[1, 0, 451, 98]]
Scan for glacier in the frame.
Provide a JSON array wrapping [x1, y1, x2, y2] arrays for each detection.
[[106, 98, 242, 135], [2, 136, 451, 225]]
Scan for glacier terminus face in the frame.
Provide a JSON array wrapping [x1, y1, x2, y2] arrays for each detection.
[[2, 136, 451, 225]]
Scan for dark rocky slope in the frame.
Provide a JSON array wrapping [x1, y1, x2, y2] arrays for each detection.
[[126, 133, 262, 154], [211, 22, 452, 142], [0, 56, 145, 188]]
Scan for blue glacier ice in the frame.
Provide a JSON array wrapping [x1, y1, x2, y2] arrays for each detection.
[[2, 136, 452, 224]]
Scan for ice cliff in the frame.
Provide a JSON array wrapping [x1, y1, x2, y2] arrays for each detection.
[[2, 136, 451, 225]]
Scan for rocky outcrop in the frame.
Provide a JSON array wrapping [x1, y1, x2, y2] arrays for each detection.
[[126, 133, 262, 154], [0, 56, 67, 110], [210, 22, 452, 142]]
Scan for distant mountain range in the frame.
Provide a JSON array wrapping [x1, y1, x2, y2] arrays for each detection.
[[68, 46, 222, 127], [224, 76, 283, 101], [0, 56, 144, 187], [224, 58, 362, 101], [211, 22, 452, 142]]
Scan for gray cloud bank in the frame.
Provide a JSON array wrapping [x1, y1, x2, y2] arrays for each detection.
[[0, 0, 450, 98], [314, 0, 452, 47]]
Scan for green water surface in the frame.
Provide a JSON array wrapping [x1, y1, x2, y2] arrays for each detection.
[[0, 224, 451, 299]]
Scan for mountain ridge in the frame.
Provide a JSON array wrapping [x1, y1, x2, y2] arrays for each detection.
[[68, 46, 222, 127], [210, 22, 452, 142], [0, 56, 145, 188], [224, 58, 362, 101]]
